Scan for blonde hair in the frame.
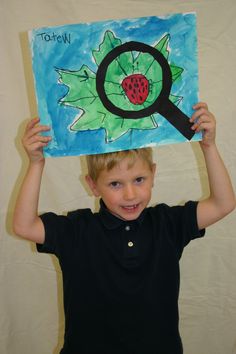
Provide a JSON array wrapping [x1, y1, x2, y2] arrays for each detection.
[[86, 148, 153, 181]]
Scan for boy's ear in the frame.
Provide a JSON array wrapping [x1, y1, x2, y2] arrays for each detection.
[[152, 163, 157, 175], [85, 175, 100, 197], [152, 163, 157, 187]]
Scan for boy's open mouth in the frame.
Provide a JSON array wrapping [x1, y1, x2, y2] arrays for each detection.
[[121, 204, 139, 211]]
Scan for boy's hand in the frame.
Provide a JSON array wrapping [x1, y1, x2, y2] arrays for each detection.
[[190, 102, 216, 148], [22, 117, 51, 163]]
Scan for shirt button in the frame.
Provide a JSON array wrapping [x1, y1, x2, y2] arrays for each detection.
[[128, 241, 134, 247], [125, 225, 130, 231]]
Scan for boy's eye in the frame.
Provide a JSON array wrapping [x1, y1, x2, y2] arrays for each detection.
[[109, 181, 121, 188], [135, 177, 145, 184]]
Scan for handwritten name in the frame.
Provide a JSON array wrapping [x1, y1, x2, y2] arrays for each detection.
[[37, 32, 71, 44]]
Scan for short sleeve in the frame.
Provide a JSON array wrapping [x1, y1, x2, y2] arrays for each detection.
[[153, 201, 205, 259], [169, 201, 205, 251], [36, 208, 93, 259], [36, 212, 74, 258]]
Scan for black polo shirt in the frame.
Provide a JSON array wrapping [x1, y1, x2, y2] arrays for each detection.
[[37, 200, 204, 354]]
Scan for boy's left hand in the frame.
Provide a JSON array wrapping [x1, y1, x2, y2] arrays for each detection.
[[190, 102, 216, 148]]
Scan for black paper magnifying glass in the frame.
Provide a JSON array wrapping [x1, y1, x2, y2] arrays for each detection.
[[96, 41, 195, 140]]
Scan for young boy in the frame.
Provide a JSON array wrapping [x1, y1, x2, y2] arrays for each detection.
[[13, 102, 235, 354]]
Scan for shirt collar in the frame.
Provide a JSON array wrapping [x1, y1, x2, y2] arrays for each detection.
[[98, 199, 147, 230]]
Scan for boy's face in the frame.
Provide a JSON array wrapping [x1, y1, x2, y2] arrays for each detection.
[[86, 157, 156, 221]]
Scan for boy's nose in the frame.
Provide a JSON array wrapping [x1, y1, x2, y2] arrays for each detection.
[[123, 184, 136, 200]]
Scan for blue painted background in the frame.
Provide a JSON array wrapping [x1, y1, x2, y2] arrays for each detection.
[[29, 13, 200, 157]]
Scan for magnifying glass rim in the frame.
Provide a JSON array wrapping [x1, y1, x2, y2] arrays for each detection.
[[96, 41, 172, 119]]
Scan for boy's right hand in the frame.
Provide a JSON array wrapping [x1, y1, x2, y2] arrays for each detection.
[[22, 117, 51, 163]]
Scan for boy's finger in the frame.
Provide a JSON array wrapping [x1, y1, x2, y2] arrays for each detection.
[[193, 122, 211, 133], [192, 102, 208, 110], [32, 140, 51, 149], [190, 108, 212, 123], [25, 125, 51, 140], [26, 134, 52, 146], [191, 115, 211, 130], [26, 117, 50, 132], [26, 117, 40, 130]]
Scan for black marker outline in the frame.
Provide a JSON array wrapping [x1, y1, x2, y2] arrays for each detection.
[[96, 41, 194, 140]]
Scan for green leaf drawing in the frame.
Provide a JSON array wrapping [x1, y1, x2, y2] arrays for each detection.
[[92, 30, 122, 66], [154, 34, 170, 59], [57, 31, 184, 142], [57, 65, 97, 106]]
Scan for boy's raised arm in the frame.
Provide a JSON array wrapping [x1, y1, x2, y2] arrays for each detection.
[[190, 102, 236, 230], [13, 118, 51, 244]]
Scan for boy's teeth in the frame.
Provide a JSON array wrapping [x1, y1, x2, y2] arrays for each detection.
[[123, 205, 137, 209]]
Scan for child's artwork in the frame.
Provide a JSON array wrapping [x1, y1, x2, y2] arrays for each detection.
[[28, 13, 200, 157]]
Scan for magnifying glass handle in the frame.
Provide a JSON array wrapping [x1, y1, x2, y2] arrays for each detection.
[[158, 99, 195, 140]]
